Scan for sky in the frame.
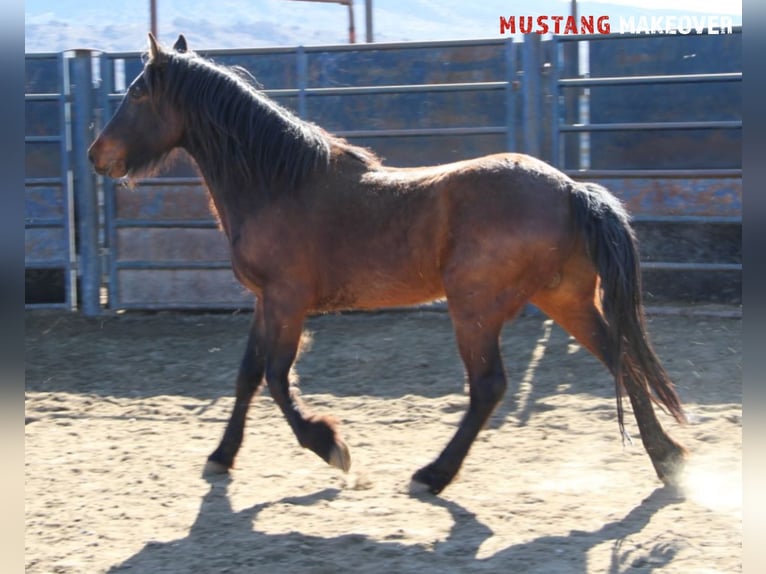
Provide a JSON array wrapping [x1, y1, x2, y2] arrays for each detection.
[[25, 0, 743, 53]]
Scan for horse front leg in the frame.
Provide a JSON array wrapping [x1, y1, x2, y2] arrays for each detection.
[[205, 298, 267, 474], [262, 294, 351, 473]]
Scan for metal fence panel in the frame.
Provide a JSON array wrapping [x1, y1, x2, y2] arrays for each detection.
[[24, 53, 76, 310], [551, 29, 742, 218], [550, 30, 741, 305]]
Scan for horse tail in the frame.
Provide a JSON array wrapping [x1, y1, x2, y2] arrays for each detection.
[[569, 181, 686, 438]]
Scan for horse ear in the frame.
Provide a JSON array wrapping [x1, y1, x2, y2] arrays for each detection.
[[173, 34, 188, 53], [148, 32, 164, 63]]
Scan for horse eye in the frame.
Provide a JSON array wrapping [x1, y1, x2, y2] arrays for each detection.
[[129, 85, 145, 100]]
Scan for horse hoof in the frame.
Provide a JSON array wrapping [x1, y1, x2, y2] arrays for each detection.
[[203, 459, 231, 476], [328, 439, 351, 473], [658, 461, 685, 490], [411, 464, 452, 495], [407, 478, 433, 497], [653, 446, 687, 489]]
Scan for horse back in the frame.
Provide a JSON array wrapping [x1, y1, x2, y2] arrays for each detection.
[[231, 152, 577, 312]]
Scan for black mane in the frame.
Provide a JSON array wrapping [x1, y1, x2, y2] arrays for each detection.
[[143, 49, 377, 195]]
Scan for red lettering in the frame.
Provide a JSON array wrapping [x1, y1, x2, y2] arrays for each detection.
[[564, 15, 578, 34], [597, 16, 611, 34], [580, 16, 594, 34], [519, 16, 533, 34], [536, 15, 549, 35], [500, 16, 514, 34], [500, 14, 610, 35], [551, 15, 564, 34]]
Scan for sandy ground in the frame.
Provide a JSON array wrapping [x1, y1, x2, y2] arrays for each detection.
[[25, 308, 741, 573]]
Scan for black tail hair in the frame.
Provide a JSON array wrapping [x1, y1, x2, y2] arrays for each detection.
[[570, 182, 686, 438]]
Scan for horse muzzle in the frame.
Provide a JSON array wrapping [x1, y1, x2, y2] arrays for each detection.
[[88, 139, 128, 178]]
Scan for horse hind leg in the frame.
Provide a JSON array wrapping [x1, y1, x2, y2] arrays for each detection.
[[412, 296, 522, 494], [531, 273, 687, 487]]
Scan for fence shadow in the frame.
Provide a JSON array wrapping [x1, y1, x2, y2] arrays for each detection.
[[25, 310, 578, 402], [25, 307, 740, 430], [108, 477, 684, 574]]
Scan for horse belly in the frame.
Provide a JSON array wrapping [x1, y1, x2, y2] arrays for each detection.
[[315, 249, 445, 312], [360, 269, 445, 310]]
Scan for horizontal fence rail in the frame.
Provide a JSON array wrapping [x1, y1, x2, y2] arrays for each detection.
[[558, 72, 741, 87]]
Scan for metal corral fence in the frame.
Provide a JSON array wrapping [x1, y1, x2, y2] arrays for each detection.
[[25, 29, 741, 314], [550, 31, 741, 305], [25, 52, 75, 310]]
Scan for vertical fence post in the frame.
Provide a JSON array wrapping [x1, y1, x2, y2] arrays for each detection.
[[296, 45, 308, 120], [549, 37, 561, 168], [521, 34, 542, 158], [562, 40, 579, 170], [98, 54, 118, 310], [69, 50, 101, 316], [504, 38, 517, 153], [59, 51, 78, 311]]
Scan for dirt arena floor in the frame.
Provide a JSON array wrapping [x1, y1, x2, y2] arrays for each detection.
[[25, 307, 741, 573]]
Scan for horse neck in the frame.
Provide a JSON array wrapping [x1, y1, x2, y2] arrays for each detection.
[[177, 91, 275, 234], [176, 79, 327, 227]]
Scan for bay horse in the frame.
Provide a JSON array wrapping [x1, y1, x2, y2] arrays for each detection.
[[88, 34, 687, 495]]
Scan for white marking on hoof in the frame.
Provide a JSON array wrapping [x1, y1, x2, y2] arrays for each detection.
[[407, 477, 432, 496], [203, 459, 230, 476], [328, 440, 351, 473]]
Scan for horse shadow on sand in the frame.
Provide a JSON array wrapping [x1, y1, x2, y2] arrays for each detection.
[[108, 475, 684, 574]]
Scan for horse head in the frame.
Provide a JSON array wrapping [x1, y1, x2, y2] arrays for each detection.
[[88, 33, 189, 179]]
